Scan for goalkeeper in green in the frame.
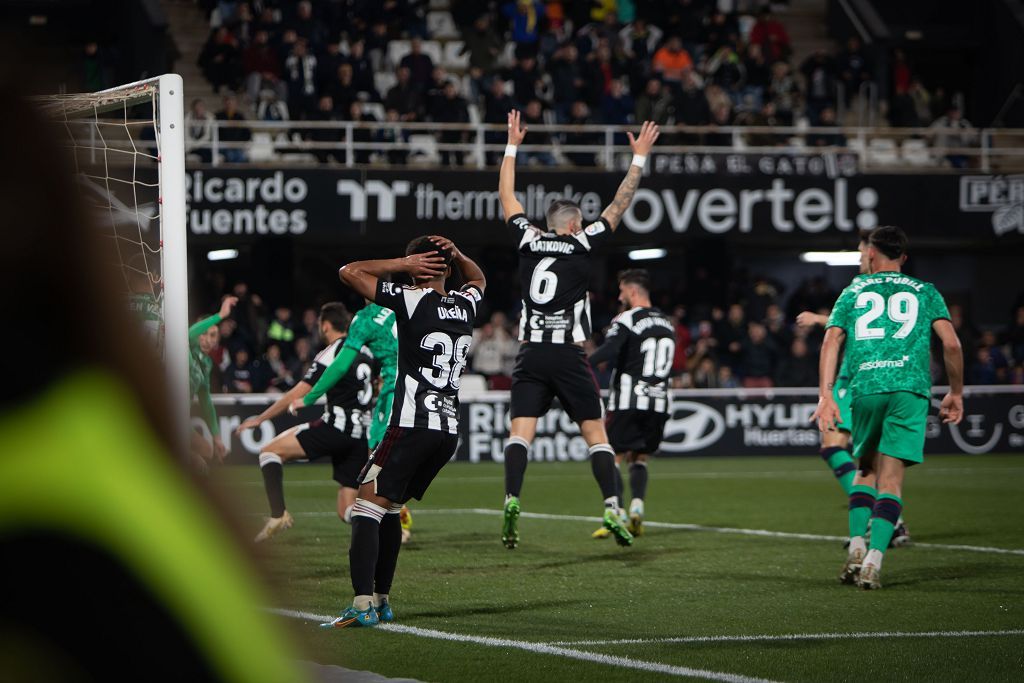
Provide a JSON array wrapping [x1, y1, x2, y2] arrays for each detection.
[[189, 296, 237, 470], [812, 226, 963, 590]]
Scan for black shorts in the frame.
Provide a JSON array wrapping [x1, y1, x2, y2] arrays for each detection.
[[358, 426, 459, 504], [295, 418, 369, 489], [510, 343, 603, 422], [605, 409, 669, 455]]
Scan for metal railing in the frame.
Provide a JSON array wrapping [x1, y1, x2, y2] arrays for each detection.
[[74, 117, 1024, 173]]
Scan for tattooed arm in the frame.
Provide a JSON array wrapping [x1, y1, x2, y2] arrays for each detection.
[[600, 121, 660, 231]]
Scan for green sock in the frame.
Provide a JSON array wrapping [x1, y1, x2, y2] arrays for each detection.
[[825, 448, 857, 495], [848, 484, 877, 538], [869, 493, 904, 553]]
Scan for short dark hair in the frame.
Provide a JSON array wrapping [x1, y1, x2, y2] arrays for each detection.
[[319, 302, 350, 332], [405, 235, 453, 268], [618, 268, 651, 292], [858, 228, 873, 243], [869, 225, 908, 260]]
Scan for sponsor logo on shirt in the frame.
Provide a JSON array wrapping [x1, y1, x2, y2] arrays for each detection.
[[859, 355, 910, 371], [423, 393, 457, 417], [584, 221, 605, 236]]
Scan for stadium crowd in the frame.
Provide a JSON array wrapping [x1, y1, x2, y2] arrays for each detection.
[[195, 274, 1024, 395], [174, 0, 976, 166]]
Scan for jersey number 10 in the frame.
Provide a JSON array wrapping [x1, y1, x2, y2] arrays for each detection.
[[855, 291, 919, 340]]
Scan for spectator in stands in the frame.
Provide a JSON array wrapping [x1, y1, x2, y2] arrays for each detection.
[[346, 40, 377, 98], [308, 95, 344, 164], [470, 317, 517, 381], [224, 347, 253, 393], [284, 38, 318, 120], [287, 0, 327, 50], [263, 343, 295, 393], [289, 337, 314, 382], [215, 94, 251, 163], [520, 99, 556, 166], [741, 321, 778, 388], [485, 77, 515, 164], [549, 43, 584, 121], [801, 49, 838, 124], [775, 338, 816, 387], [267, 306, 297, 358], [908, 79, 934, 127], [891, 48, 911, 97], [706, 102, 735, 146], [347, 102, 375, 165], [385, 66, 422, 122], [652, 36, 694, 87], [374, 108, 406, 165], [889, 83, 918, 128], [298, 308, 320, 346], [82, 41, 111, 92], [502, 0, 545, 46], [635, 77, 673, 125], [601, 78, 635, 133], [807, 107, 846, 147], [619, 18, 662, 91], [716, 303, 746, 369], [424, 66, 452, 116], [185, 99, 215, 164], [462, 14, 503, 85], [563, 100, 599, 166], [748, 8, 791, 63], [228, 1, 254, 45], [674, 71, 711, 132], [256, 88, 289, 122], [743, 44, 771, 107], [243, 30, 286, 103], [837, 36, 871, 107], [969, 346, 1001, 385], [508, 54, 545, 107], [768, 60, 800, 125], [703, 10, 739, 56], [432, 81, 470, 167], [718, 365, 739, 389], [199, 26, 243, 94], [329, 63, 358, 116], [706, 45, 746, 106], [400, 37, 435, 92], [316, 42, 346, 93], [1010, 306, 1024, 365], [930, 106, 976, 169], [738, 101, 783, 147], [365, 20, 391, 67]]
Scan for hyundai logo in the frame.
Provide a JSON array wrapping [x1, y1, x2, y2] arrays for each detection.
[[660, 401, 726, 453]]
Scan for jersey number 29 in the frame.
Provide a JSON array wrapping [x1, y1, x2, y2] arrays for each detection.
[[855, 291, 919, 340]]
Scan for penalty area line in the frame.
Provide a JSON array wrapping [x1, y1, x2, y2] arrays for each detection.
[[267, 608, 779, 683], [551, 628, 1024, 647]]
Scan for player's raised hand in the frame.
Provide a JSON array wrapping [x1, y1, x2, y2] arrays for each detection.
[[404, 251, 448, 282], [939, 392, 964, 424], [627, 121, 660, 156], [811, 395, 841, 433], [235, 416, 262, 435], [428, 235, 462, 260], [219, 295, 239, 319], [507, 109, 527, 145]]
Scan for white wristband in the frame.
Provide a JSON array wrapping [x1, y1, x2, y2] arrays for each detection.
[[505, 144, 518, 158], [631, 153, 647, 168]]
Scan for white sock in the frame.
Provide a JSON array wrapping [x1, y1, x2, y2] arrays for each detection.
[[630, 498, 645, 516], [849, 536, 867, 556], [353, 594, 373, 611], [864, 548, 884, 569], [604, 496, 619, 510], [373, 592, 388, 607]]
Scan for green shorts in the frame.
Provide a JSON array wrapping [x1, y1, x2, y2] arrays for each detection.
[[368, 371, 396, 450], [851, 391, 929, 466], [833, 374, 852, 433]]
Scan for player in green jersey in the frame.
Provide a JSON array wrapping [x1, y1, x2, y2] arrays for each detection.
[[813, 226, 964, 589], [125, 253, 163, 347], [188, 296, 237, 471], [798, 232, 911, 547], [292, 295, 416, 541]]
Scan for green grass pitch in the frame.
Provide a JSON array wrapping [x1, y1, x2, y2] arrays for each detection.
[[218, 455, 1024, 682]]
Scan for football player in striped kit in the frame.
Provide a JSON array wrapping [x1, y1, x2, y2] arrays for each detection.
[[321, 235, 485, 628], [589, 269, 675, 539], [498, 109, 660, 549]]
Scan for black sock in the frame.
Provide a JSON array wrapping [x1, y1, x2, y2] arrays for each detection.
[[259, 454, 285, 518], [504, 438, 529, 497], [349, 514, 381, 597], [614, 462, 624, 503], [629, 462, 649, 501], [374, 511, 403, 595], [589, 446, 618, 502]]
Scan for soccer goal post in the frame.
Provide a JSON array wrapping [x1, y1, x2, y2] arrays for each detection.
[[36, 74, 190, 448]]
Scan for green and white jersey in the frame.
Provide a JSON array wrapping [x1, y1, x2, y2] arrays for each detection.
[[343, 303, 398, 379], [827, 272, 950, 399], [128, 292, 162, 346]]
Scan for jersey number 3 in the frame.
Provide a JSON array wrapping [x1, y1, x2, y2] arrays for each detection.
[[420, 332, 472, 389], [855, 291, 919, 340]]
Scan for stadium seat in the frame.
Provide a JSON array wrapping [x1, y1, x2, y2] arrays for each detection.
[[867, 138, 899, 165], [467, 102, 481, 124], [901, 138, 933, 166], [458, 374, 488, 396], [427, 11, 460, 39], [408, 134, 441, 165], [248, 132, 276, 162], [361, 102, 385, 122], [374, 71, 398, 98], [443, 41, 470, 70]]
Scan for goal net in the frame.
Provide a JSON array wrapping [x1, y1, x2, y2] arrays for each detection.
[[35, 75, 190, 443]]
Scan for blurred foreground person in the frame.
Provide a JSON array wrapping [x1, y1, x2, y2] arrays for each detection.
[[0, 77, 306, 680]]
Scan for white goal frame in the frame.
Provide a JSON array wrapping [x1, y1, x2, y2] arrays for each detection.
[[40, 74, 189, 446]]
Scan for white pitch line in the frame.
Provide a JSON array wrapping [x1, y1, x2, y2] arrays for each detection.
[[550, 628, 1024, 647], [267, 608, 779, 683]]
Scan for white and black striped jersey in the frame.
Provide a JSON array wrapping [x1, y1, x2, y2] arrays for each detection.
[[591, 307, 676, 414], [509, 213, 612, 344], [374, 278, 481, 433], [303, 339, 376, 438]]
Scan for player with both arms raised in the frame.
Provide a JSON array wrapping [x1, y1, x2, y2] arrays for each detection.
[[498, 109, 660, 549], [588, 269, 676, 539], [322, 235, 485, 628]]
